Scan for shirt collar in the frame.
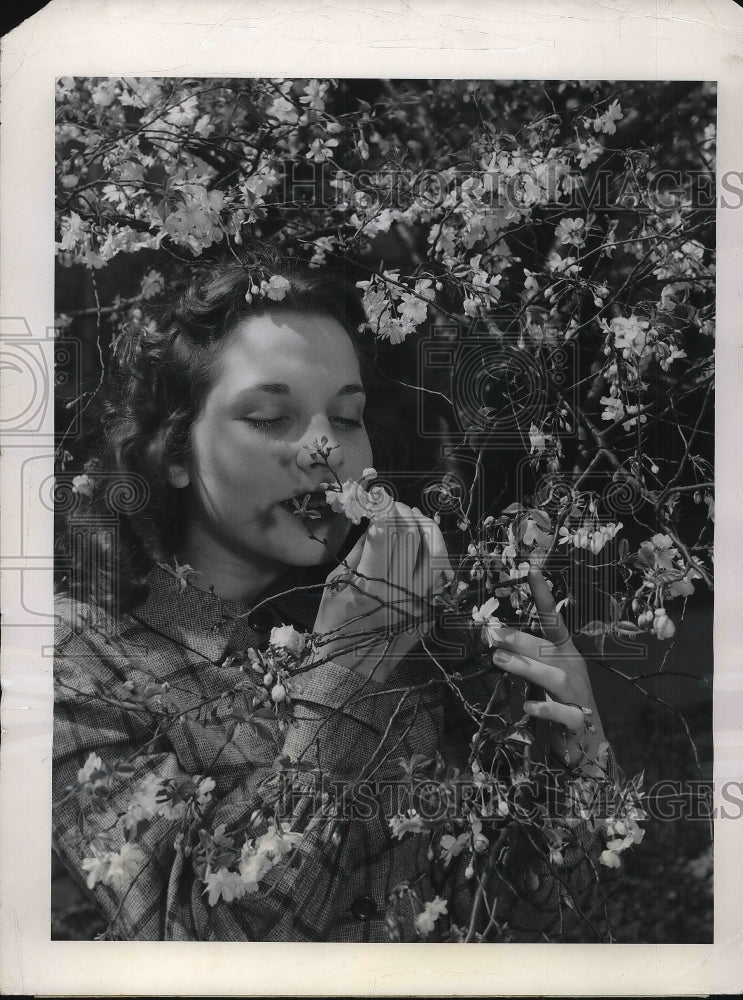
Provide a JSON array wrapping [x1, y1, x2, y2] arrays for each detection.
[[131, 563, 325, 663]]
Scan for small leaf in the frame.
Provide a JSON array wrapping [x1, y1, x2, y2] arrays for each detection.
[[253, 707, 277, 720], [578, 620, 608, 637], [530, 509, 551, 531], [615, 620, 642, 635], [250, 718, 275, 739]]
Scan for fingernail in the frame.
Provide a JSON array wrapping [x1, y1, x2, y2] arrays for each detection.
[[523, 701, 536, 711], [492, 649, 511, 666]]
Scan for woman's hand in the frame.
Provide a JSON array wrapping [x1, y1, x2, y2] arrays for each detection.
[[491, 565, 607, 774], [311, 502, 454, 683]]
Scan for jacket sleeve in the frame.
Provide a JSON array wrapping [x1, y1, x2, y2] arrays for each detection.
[[52, 611, 408, 941]]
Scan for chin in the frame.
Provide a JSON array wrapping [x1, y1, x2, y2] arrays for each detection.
[[270, 514, 351, 567]]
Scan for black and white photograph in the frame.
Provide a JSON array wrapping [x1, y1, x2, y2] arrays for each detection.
[[1, 1, 742, 995], [50, 75, 714, 944]]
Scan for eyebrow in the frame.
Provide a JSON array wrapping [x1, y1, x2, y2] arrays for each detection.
[[245, 382, 366, 397]]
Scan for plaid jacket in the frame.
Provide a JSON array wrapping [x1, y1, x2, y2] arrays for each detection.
[[53, 565, 622, 942]]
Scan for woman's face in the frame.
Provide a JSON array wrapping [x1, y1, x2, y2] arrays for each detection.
[[174, 309, 374, 575]]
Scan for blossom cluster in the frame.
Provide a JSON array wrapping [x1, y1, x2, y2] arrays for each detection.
[[201, 821, 304, 906], [240, 623, 310, 721], [322, 467, 394, 529]]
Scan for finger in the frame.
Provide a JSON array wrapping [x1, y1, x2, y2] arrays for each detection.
[[409, 507, 432, 593], [388, 502, 422, 605], [527, 565, 571, 646], [523, 697, 585, 733], [491, 647, 570, 700], [493, 626, 576, 664], [412, 507, 454, 595], [357, 506, 395, 584], [408, 507, 436, 629]]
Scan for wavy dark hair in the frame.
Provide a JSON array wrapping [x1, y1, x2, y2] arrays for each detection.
[[59, 242, 402, 612]]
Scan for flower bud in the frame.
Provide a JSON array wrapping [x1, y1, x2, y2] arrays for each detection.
[[652, 610, 676, 640], [263, 672, 274, 686], [271, 683, 287, 703]]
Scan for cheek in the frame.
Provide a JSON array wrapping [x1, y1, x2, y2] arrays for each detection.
[[191, 426, 280, 505], [350, 428, 374, 470]]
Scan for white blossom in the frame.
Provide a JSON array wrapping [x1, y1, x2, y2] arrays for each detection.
[[414, 895, 448, 936]]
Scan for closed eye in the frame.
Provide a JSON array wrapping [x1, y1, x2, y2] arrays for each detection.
[[331, 416, 363, 428], [242, 416, 286, 430], [242, 415, 363, 431]]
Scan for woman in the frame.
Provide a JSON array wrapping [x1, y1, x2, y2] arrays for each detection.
[[53, 245, 627, 942]]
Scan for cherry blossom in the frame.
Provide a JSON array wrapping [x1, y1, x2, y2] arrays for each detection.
[[82, 842, 145, 890], [325, 478, 393, 526], [269, 624, 306, 656], [389, 809, 426, 839], [528, 424, 549, 454], [76, 751, 102, 785], [414, 895, 448, 936], [471, 597, 505, 647], [204, 866, 249, 906], [555, 217, 589, 247], [305, 137, 339, 164], [299, 79, 328, 112], [592, 99, 624, 135], [439, 832, 470, 864]]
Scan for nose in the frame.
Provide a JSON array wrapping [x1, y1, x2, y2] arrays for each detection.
[[295, 417, 343, 474]]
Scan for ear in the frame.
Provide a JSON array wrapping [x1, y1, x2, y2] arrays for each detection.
[[166, 464, 190, 489]]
